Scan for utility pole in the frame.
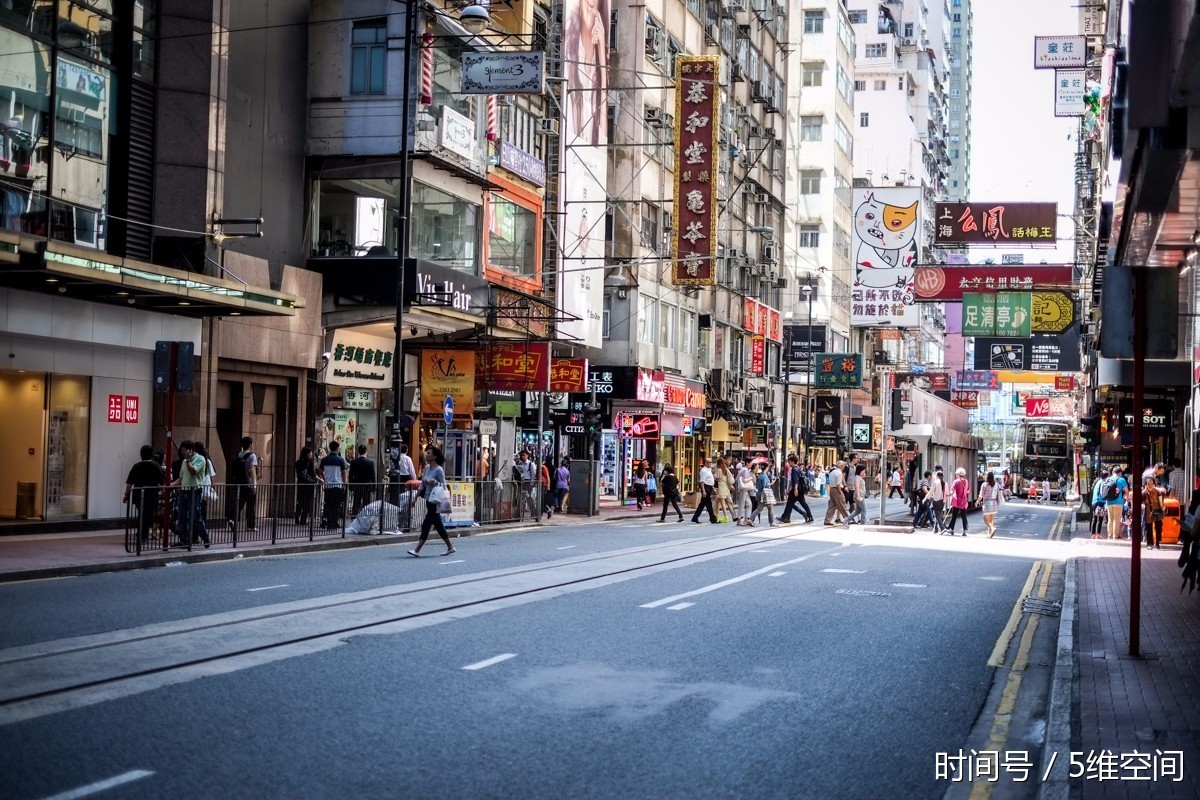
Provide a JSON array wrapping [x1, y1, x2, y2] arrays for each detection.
[[879, 370, 889, 524]]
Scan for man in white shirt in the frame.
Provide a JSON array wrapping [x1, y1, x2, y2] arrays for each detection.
[[928, 466, 947, 533], [888, 466, 904, 498], [691, 457, 718, 524], [824, 460, 849, 526]]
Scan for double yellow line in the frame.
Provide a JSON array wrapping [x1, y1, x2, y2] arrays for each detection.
[[971, 560, 1055, 799]]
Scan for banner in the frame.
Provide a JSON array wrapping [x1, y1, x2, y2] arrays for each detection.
[[912, 265, 1074, 301], [444, 482, 476, 528], [951, 390, 979, 409], [956, 370, 1000, 391], [478, 343, 551, 391], [890, 372, 950, 392], [325, 329, 395, 389], [851, 187, 921, 327], [962, 292, 1033, 337], [933, 202, 1057, 245], [1034, 35, 1087, 69], [549, 358, 588, 393], [1054, 69, 1086, 116], [671, 55, 721, 285], [786, 324, 827, 369], [814, 353, 864, 389], [420, 349, 476, 417], [558, 0, 611, 348], [750, 335, 766, 376]]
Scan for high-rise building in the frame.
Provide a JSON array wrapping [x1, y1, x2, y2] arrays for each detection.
[[945, 0, 973, 201]]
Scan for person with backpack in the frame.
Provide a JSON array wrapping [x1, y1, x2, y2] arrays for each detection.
[[657, 464, 684, 523], [779, 455, 814, 524], [1103, 466, 1129, 540], [1090, 469, 1110, 538], [225, 436, 260, 532]]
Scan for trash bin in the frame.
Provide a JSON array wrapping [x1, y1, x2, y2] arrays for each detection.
[[15, 482, 37, 519], [1162, 497, 1181, 545]]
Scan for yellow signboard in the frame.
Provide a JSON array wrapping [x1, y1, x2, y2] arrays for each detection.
[[420, 349, 476, 418], [1031, 291, 1075, 333]]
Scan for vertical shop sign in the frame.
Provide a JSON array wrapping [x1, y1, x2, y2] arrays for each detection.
[[750, 335, 766, 376], [671, 55, 721, 285]]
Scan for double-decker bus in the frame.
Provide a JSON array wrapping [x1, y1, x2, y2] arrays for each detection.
[[1010, 420, 1074, 499]]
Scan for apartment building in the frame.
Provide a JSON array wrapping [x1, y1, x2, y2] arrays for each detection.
[[944, 0, 972, 200]]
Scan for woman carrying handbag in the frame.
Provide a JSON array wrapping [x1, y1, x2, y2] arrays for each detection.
[[408, 446, 456, 558]]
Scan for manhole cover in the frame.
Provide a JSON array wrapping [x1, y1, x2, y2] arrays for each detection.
[[836, 588, 891, 597], [1023, 597, 1062, 617]]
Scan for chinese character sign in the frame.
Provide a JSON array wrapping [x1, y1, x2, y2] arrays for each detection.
[[672, 55, 721, 286], [107, 394, 123, 423], [851, 187, 922, 327], [1034, 35, 1087, 69], [912, 265, 1073, 301], [994, 292, 1032, 337], [1054, 69, 1087, 116], [477, 343, 551, 392], [549, 358, 589, 393], [933, 202, 1057, 245], [951, 390, 979, 409], [750, 335, 765, 376], [962, 293, 998, 337], [814, 353, 864, 389], [956, 370, 1000, 391]]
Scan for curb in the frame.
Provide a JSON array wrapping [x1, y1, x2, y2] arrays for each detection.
[[1038, 557, 1077, 800]]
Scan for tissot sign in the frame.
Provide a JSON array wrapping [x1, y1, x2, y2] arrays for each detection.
[[1117, 399, 1172, 434]]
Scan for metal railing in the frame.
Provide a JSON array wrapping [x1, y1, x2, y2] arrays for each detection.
[[123, 479, 555, 554]]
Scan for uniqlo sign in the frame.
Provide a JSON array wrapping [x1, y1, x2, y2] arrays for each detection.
[[108, 394, 141, 423]]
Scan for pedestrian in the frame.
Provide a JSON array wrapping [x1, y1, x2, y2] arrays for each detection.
[[319, 441, 349, 529], [1041, 475, 1052, 504], [779, 454, 814, 524], [912, 471, 934, 529], [195, 442, 218, 528], [294, 446, 320, 525], [554, 458, 571, 512], [124, 445, 164, 544], [1102, 466, 1128, 540], [657, 464, 684, 523], [1089, 469, 1110, 538], [1001, 469, 1013, 501], [407, 446, 456, 557], [1168, 457, 1186, 501], [980, 471, 1001, 538], [845, 465, 869, 524], [945, 467, 970, 536], [735, 460, 757, 525], [1143, 473, 1165, 550], [514, 450, 537, 519], [752, 463, 779, 526], [631, 462, 648, 510], [888, 464, 904, 499], [714, 457, 733, 522], [823, 460, 849, 526], [540, 459, 553, 517], [691, 457, 719, 524], [1058, 472, 1069, 506], [171, 440, 210, 548], [348, 444, 376, 516], [396, 443, 416, 484], [226, 436, 260, 532], [928, 467, 947, 533], [905, 461, 919, 513]]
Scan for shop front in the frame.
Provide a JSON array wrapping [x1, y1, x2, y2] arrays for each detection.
[[808, 394, 845, 469], [661, 376, 708, 494]]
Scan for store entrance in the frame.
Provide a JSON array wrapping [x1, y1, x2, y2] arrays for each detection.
[[0, 372, 46, 520]]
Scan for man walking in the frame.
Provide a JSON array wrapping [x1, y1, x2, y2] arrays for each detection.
[[691, 457, 718, 524], [124, 445, 164, 543], [824, 460, 849, 526], [888, 465, 904, 498], [348, 444, 376, 515], [928, 466, 947, 534], [779, 455, 814, 524], [320, 441, 349, 529], [226, 436, 260, 532], [514, 450, 537, 519]]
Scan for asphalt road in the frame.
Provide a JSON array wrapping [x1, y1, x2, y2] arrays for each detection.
[[0, 498, 1073, 800]]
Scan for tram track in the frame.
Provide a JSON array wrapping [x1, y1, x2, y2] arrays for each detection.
[[0, 526, 831, 724]]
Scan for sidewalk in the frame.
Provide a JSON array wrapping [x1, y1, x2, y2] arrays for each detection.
[[0, 501, 663, 584], [1051, 526, 1200, 798]]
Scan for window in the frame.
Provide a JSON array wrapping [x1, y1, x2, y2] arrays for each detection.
[[638, 295, 658, 344], [803, 10, 824, 33], [859, 112, 869, 127], [950, 149, 960, 158], [350, 19, 386, 94], [898, 76, 905, 90], [800, 116, 823, 141], [903, 22, 915, 38], [854, 79, 865, 91], [834, 224, 851, 259], [802, 62, 824, 87], [952, 180, 959, 188], [953, 27, 961, 37], [865, 43, 888, 58], [645, 15, 663, 59], [800, 170, 822, 194], [660, 303, 676, 349], [836, 64, 853, 102], [873, 79, 886, 90], [848, 10, 867, 24], [411, 181, 480, 272], [953, 13, 962, 22], [835, 118, 853, 156], [488, 195, 538, 276], [641, 201, 662, 254], [799, 225, 820, 248], [681, 311, 696, 355]]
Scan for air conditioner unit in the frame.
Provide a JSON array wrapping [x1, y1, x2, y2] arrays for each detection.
[[536, 118, 559, 135], [645, 107, 664, 126], [732, 390, 746, 408], [750, 80, 766, 100], [705, 23, 720, 45], [747, 393, 764, 413], [663, 112, 676, 128], [728, 248, 743, 260], [762, 243, 777, 262], [730, 64, 744, 83], [718, 159, 731, 174], [752, 191, 769, 204], [902, 37, 916, 46], [763, 127, 777, 137], [724, 0, 748, 13], [710, 368, 730, 400]]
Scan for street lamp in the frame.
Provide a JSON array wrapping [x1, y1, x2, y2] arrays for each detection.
[[799, 282, 815, 465], [459, 4, 491, 34]]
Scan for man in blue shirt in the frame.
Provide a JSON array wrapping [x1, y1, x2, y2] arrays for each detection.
[[1104, 466, 1128, 541]]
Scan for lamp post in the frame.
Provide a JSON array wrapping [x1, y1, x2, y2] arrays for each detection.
[[782, 315, 792, 463], [800, 282, 815, 465]]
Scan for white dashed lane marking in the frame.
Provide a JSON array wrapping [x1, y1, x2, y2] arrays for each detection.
[[821, 569, 866, 574], [246, 585, 289, 592], [462, 653, 518, 671], [667, 602, 695, 611], [41, 770, 155, 800], [768, 571, 786, 577]]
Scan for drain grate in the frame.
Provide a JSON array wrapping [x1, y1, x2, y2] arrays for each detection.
[[1023, 597, 1062, 617], [836, 588, 892, 598]]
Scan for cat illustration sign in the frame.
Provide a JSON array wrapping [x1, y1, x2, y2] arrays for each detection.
[[851, 187, 921, 327]]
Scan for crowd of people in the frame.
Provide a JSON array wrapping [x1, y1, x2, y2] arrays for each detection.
[[1088, 459, 1188, 548]]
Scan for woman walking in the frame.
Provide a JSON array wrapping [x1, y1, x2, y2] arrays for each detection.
[[946, 467, 971, 536], [657, 465, 684, 522], [294, 446, 320, 526], [714, 457, 733, 523], [407, 446, 455, 557], [554, 458, 571, 512], [631, 462, 648, 510], [979, 471, 1002, 538], [736, 461, 757, 526], [751, 463, 779, 527], [846, 465, 869, 524]]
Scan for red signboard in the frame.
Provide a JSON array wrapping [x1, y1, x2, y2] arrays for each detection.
[[107, 394, 123, 423], [951, 390, 979, 409], [636, 368, 666, 403], [617, 412, 660, 439], [476, 343, 550, 391], [750, 335, 766, 376], [933, 202, 1057, 245], [889, 372, 952, 392], [766, 308, 782, 343], [671, 55, 721, 286], [912, 265, 1074, 301], [549, 358, 588, 393], [1054, 375, 1075, 391], [1025, 397, 1051, 417], [124, 396, 139, 423]]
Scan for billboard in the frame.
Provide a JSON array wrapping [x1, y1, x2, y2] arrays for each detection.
[[420, 349, 476, 417], [912, 265, 1074, 301], [1054, 69, 1087, 116], [933, 202, 1057, 245], [973, 328, 1082, 372], [786, 324, 827, 369], [671, 55, 721, 285], [476, 343, 551, 391], [851, 187, 921, 327], [558, 0, 611, 348], [1034, 35, 1088, 69]]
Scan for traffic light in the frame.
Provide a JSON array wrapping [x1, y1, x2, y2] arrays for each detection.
[[583, 404, 602, 434], [1078, 415, 1100, 447]]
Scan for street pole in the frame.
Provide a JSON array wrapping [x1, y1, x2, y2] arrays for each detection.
[[879, 370, 888, 524], [801, 283, 814, 466], [782, 326, 791, 463], [1130, 267, 1146, 657]]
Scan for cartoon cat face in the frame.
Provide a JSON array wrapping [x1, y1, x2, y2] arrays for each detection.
[[854, 193, 918, 250]]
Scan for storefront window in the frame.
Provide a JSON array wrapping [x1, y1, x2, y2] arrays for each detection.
[[411, 181, 479, 273], [47, 373, 89, 517], [0, 30, 51, 236], [53, 1, 115, 64], [312, 177, 401, 257], [429, 33, 477, 124], [488, 195, 536, 275], [51, 54, 113, 248]]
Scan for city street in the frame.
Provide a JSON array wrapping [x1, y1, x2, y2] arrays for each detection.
[[0, 500, 1075, 800]]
